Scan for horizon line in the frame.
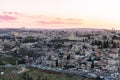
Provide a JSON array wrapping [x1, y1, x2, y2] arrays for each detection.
[[0, 27, 118, 30]]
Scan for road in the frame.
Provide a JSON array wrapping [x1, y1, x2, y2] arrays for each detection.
[[30, 64, 99, 79], [17, 67, 28, 74]]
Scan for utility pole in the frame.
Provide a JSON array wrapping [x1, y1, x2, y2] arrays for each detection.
[[0, 72, 4, 80]]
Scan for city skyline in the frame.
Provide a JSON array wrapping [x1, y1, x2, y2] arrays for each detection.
[[0, 0, 120, 29]]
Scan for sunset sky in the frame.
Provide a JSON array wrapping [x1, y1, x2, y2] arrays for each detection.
[[0, 0, 120, 29]]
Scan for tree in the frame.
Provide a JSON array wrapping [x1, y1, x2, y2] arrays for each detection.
[[44, 76, 48, 80], [0, 60, 4, 65], [103, 40, 109, 48], [37, 76, 41, 80], [91, 60, 94, 69], [69, 44, 73, 48], [112, 42, 117, 48], [21, 72, 30, 80], [29, 77, 33, 80], [112, 35, 118, 40], [67, 54, 70, 60], [56, 60, 58, 67], [22, 36, 37, 43]]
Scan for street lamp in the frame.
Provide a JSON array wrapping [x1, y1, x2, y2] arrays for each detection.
[[0, 72, 4, 80]]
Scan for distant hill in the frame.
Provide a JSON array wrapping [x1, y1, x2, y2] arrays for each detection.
[[27, 28, 108, 31], [58, 28, 106, 31], [0, 27, 116, 32]]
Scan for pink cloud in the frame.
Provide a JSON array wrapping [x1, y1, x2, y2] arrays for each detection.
[[55, 18, 61, 20], [3, 11, 21, 15], [37, 21, 64, 24], [0, 15, 17, 21], [54, 18, 83, 21], [36, 20, 83, 25], [66, 18, 83, 21], [36, 18, 83, 25]]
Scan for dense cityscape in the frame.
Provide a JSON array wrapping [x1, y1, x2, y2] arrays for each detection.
[[1, 0, 120, 80], [0, 28, 120, 80]]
